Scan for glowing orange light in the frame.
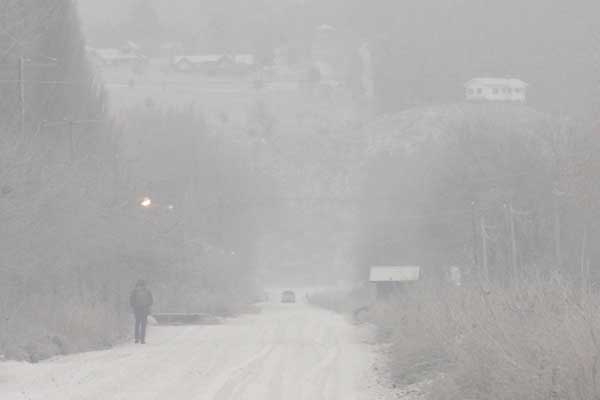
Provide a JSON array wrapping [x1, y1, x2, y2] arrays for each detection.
[[140, 197, 152, 208]]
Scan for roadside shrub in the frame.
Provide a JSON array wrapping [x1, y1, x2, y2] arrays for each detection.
[[308, 285, 373, 315], [1, 301, 126, 362], [378, 278, 600, 400]]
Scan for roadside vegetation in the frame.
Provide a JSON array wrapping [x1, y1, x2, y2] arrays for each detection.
[[308, 103, 600, 398], [354, 280, 600, 400], [0, 1, 278, 362], [307, 286, 372, 315], [309, 278, 600, 399], [307, 278, 600, 399]]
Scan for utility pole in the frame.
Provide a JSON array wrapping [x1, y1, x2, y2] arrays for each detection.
[[18, 56, 25, 137], [68, 119, 74, 161], [471, 201, 479, 267], [553, 188, 563, 269], [40, 119, 104, 162], [214, 124, 225, 246], [581, 223, 589, 296], [480, 216, 489, 284], [507, 202, 518, 287]]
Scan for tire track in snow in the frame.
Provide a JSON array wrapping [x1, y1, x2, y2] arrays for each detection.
[[204, 318, 284, 400], [296, 315, 342, 400], [0, 299, 380, 400], [207, 343, 277, 400]]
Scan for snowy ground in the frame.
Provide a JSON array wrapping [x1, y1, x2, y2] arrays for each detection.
[[0, 295, 402, 400]]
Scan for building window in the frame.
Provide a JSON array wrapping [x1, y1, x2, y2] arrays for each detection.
[[493, 88, 499, 94], [477, 88, 483, 94], [467, 88, 474, 95]]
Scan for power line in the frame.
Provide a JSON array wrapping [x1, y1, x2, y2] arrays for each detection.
[[0, 78, 296, 89]]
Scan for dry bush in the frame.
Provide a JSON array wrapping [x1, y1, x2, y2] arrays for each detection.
[[376, 278, 600, 399], [367, 285, 459, 384], [307, 285, 373, 314], [0, 300, 126, 362]]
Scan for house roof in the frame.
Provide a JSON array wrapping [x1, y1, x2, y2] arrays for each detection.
[[89, 48, 142, 61], [465, 77, 528, 88], [317, 24, 336, 32], [369, 266, 421, 282], [173, 55, 224, 65], [174, 54, 255, 66], [234, 54, 256, 65], [125, 41, 141, 51], [314, 61, 334, 76]]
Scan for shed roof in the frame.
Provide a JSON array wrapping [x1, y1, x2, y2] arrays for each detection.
[[369, 266, 421, 282]]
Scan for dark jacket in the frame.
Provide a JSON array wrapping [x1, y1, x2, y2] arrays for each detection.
[[130, 286, 153, 314]]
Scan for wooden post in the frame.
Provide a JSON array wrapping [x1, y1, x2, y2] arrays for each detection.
[[550, 367, 559, 400]]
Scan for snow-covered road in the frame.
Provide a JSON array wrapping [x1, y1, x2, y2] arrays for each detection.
[[0, 298, 386, 400]]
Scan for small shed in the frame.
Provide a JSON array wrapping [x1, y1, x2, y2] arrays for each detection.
[[369, 266, 421, 299]]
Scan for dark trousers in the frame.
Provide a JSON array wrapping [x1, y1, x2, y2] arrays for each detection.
[[134, 311, 148, 343]]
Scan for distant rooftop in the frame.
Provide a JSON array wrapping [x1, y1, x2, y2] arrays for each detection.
[[173, 55, 223, 64], [465, 77, 528, 103], [465, 77, 528, 88], [369, 266, 421, 282], [317, 24, 336, 32], [173, 54, 256, 65]]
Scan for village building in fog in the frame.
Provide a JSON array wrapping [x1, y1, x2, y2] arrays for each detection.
[[465, 77, 528, 103], [5, 1, 600, 398], [172, 53, 256, 74], [87, 41, 147, 67]]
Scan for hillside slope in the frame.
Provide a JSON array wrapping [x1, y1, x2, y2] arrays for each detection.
[[357, 102, 570, 281]]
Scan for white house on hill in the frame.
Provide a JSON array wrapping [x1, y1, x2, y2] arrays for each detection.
[[465, 78, 528, 103]]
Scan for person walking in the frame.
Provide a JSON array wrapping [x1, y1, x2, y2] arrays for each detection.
[[129, 280, 153, 344]]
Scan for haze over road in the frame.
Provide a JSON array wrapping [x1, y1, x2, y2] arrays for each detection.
[[0, 297, 381, 400]]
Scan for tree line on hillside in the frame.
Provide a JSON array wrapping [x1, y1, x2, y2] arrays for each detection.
[[0, 0, 104, 139], [358, 104, 600, 287], [0, 0, 279, 361], [354, 104, 600, 399]]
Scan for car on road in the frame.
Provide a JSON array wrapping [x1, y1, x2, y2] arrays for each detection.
[[281, 290, 296, 303]]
